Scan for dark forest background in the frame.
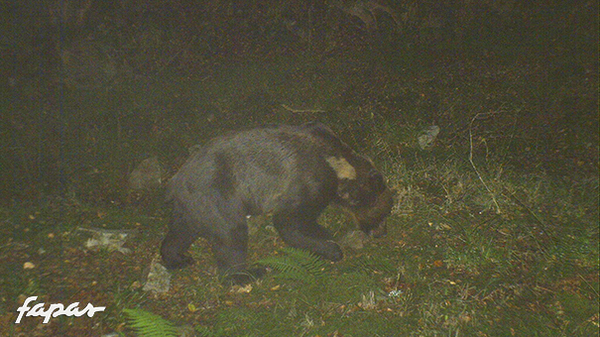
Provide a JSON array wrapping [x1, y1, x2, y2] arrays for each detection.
[[2, 0, 597, 204]]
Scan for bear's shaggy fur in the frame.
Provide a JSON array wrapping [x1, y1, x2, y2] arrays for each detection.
[[160, 122, 393, 283]]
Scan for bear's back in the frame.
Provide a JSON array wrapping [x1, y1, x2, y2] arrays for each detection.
[[168, 124, 340, 215]]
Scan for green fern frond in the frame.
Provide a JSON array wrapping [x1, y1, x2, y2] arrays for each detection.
[[281, 247, 328, 276], [258, 255, 315, 282], [123, 308, 179, 337], [257, 247, 329, 283]]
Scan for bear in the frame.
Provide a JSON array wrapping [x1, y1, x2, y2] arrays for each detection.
[[160, 122, 393, 284]]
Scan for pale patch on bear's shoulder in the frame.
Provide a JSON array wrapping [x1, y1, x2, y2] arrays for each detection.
[[326, 157, 356, 180]]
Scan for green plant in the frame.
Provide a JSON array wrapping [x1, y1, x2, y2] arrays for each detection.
[[123, 308, 179, 337], [257, 247, 329, 283]]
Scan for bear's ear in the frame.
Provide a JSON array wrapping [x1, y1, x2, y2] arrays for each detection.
[[326, 157, 357, 180], [369, 169, 386, 193]]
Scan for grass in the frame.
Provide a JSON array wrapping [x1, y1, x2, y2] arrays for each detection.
[[1, 8, 598, 336]]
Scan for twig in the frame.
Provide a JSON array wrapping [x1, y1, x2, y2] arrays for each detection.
[[501, 186, 550, 234], [501, 186, 560, 257], [579, 273, 600, 298], [280, 104, 325, 113], [469, 113, 501, 214]]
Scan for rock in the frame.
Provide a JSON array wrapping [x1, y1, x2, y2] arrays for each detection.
[[129, 156, 163, 190]]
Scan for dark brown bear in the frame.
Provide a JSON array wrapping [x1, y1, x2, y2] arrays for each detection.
[[160, 122, 393, 283]]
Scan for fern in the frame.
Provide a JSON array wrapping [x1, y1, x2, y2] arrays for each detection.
[[282, 247, 329, 277], [123, 308, 179, 337], [257, 247, 329, 283]]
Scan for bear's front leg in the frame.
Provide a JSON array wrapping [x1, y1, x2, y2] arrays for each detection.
[[161, 215, 200, 269], [273, 212, 343, 261]]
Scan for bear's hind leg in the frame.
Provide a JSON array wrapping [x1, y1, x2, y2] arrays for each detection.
[[273, 213, 343, 261], [212, 225, 248, 274], [211, 221, 264, 284]]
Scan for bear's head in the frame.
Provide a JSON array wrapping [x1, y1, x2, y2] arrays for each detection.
[[326, 156, 394, 237]]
